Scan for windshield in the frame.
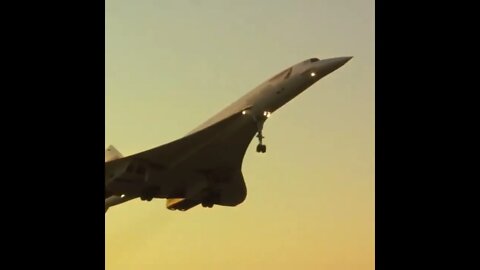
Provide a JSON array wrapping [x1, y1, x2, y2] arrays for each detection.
[[268, 67, 293, 82]]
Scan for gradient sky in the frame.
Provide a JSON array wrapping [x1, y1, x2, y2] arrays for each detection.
[[106, 1, 374, 269]]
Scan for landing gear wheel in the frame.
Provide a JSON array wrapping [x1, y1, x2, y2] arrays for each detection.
[[140, 195, 153, 202], [202, 202, 214, 208], [140, 190, 154, 201], [256, 144, 267, 153]]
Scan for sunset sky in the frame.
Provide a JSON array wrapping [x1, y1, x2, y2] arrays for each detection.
[[106, 1, 374, 269]]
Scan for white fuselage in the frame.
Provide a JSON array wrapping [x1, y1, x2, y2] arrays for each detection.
[[189, 57, 352, 135]]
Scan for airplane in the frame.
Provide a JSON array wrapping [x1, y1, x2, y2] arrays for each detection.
[[105, 56, 352, 213]]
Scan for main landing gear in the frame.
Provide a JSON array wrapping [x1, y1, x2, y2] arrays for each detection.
[[140, 187, 160, 202], [201, 201, 214, 208], [140, 194, 153, 202], [201, 192, 218, 208]]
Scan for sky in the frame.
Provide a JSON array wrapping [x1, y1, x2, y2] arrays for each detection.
[[105, 1, 374, 269]]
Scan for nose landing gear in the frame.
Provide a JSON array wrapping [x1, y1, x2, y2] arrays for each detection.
[[244, 109, 270, 153], [256, 131, 266, 153], [255, 118, 267, 153]]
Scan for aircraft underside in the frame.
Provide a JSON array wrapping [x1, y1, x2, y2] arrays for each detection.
[[105, 56, 352, 213]]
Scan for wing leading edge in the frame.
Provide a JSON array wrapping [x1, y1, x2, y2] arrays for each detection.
[[106, 106, 257, 172], [105, 107, 258, 211]]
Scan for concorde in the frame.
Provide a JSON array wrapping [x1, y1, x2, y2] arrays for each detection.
[[105, 56, 352, 212]]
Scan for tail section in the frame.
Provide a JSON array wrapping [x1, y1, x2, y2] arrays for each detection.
[[105, 145, 123, 162], [105, 145, 124, 213]]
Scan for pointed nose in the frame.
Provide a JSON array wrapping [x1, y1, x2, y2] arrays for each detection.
[[322, 56, 353, 70], [312, 56, 352, 78], [334, 56, 353, 65]]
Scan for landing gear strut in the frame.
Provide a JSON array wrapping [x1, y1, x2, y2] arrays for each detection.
[[256, 132, 266, 153], [140, 187, 160, 202], [255, 119, 267, 153], [201, 192, 219, 208]]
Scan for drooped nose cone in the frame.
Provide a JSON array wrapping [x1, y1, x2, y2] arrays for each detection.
[[313, 56, 353, 78]]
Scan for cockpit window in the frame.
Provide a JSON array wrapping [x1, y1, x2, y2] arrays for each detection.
[[284, 67, 292, 79], [309, 58, 319, 63]]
